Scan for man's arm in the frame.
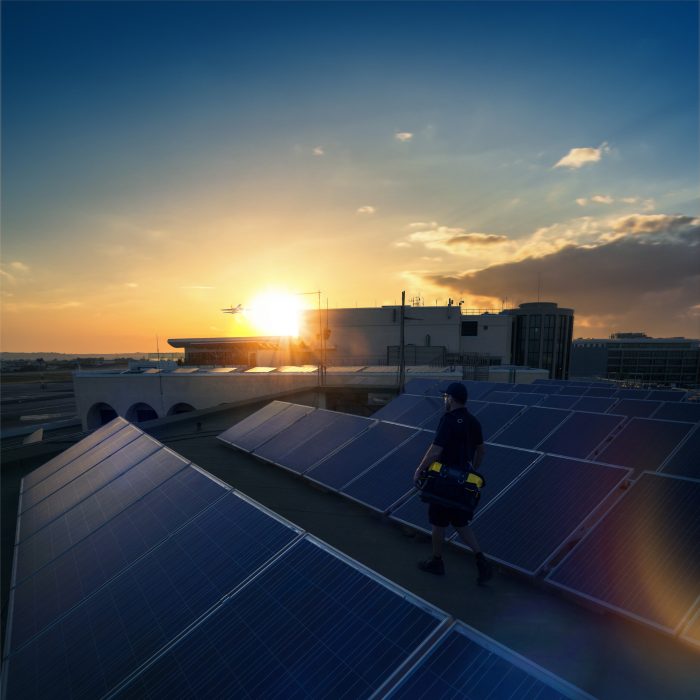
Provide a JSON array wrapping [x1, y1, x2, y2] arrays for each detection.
[[414, 443, 443, 483], [473, 443, 485, 471]]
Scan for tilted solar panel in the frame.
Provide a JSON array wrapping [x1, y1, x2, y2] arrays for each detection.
[[305, 422, 418, 491], [481, 390, 515, 403], [612, 389, 651, 400], [537, 412, 625, 459], [571, 396, 617, 413], [653, 402, 700, 423], [540, 394, 580, 409], [659, 424, 700, 479], [216, 400, 293, 446], [13, 448, 194, 584], [512, 383, 539, 393], [20, 417, 130, 493], [466, 399, 488, 415], [8, 467, 229, 653], [593, 418, 694, 476], [389, 445, 541, 534], [476, 402, 524, 441], [275, 413, 374, 474], [647, 390, 687, 402], [387, 621, 593, 700], [465, 381, 508, 400], [546, 473, 700, 635], [455, 455, 630, 575], [371, 393, 424, 421], [227, 403, 315, 452], [17, 434, 163, 542], [509, 392, 545, 406], [681, 607, 700, 651], [606, 399, 662, 418], [556, 386, 589, 396], [403, 378, 442, 395], [19, 424, 145, 513], [394, 395, 443, 428], [4, 493, 302, 699], [491, 407, 570, 450], [110, 537, 448, 700], [583, 387, 616, 398], [341, 430, 434, 512]]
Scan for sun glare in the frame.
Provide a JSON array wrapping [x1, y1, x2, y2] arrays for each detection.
[[247, 292, 303, 337]]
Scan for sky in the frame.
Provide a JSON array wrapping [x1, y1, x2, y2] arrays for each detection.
[[2, 1, 699, 352]]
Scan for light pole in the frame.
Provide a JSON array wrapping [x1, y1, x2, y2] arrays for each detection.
[[298, 290, 324, 389]]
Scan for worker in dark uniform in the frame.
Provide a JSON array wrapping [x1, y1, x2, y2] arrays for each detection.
[[413, 382, 493, 584]]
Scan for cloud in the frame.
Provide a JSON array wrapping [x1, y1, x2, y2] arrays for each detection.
[[576, 198, 588, 207], [591, 195, 614, 204], [395, 132, 413, 142], [356, 206, 376, 215], [10, 261, 30, 272], [408, 221, 438, 229], [125, 283, 139, 288], [416, 214, 700, 337], [554, 143, 610, 169], [312, 146, 324, 156], [394, 241, 412, 248], [407, 225, 509, 253]]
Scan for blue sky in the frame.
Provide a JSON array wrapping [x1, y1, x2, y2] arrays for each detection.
[[2, 1, 699, 351]]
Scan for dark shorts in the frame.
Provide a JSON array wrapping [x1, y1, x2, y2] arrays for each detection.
[[428, 502, 473, 528]]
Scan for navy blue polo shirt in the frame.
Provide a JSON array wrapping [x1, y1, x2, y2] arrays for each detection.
[[433, 407, 484, 468]]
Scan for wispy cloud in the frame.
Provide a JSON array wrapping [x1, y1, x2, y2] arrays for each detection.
[[395, 132, 413, 142], [404, 224, 509, 254], [10, 261, 30, 272], [554, 142, 610, 169], [356, 206, 376, 215], [312, 146, 324, 156], [0, 261, 31, 285], [3, 300, 84, 313], [408, 221, 438, 229], [577, 195, 655, 211]]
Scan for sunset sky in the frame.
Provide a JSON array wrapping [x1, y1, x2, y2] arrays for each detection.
[[2, 1, 698, 352]]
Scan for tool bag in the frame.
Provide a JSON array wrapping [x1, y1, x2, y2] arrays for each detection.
[[416, 461, 485, 512]]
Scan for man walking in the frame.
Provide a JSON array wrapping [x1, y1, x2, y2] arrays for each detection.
[[413, 382, 493, 584]]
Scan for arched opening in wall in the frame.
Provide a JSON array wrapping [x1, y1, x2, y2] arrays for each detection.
[[125, 402, 159, 424], [86, 402, 118, 430], [167, 402, 195, 416]]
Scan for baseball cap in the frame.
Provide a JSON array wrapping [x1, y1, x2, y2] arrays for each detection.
[[440, 382, 467, 403]]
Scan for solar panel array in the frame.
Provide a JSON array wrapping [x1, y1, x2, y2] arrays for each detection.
[[2, 418, 591, 700], [218, 377, 699, 644]]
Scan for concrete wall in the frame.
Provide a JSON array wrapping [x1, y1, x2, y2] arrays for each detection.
[[459, 313, 513, 362]]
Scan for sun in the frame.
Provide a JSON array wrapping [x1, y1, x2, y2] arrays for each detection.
[[247, 291, 303, 337]]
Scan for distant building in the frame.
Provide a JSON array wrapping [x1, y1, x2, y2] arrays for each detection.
[[571, 333, 700, 386]]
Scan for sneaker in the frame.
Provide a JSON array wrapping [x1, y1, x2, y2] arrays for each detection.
[[418, 557, 445, 575], [475, 553, 493, 585]]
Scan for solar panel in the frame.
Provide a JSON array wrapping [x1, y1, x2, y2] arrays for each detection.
[[556, 386, 589, 396], [387, 621, 592, 700], [659, 424, 700, 479], [482, 390, 515, 403], [13, 448, 193, 584], [681, 607, 700, 651], [389, 445, 541, 534], [305, 422, 418, 491], [372, 393, 424, 421], [653, 402, 700, 423], [465, 381, 509, 400], [583, 387, 616, 398], [509, 392, 544, 406], [19, 424, 145, 512], [17, 434, 163, 542], [647, 390, 687, 402], [454, 455, 630, 575], [491, 407, 571, 450], [393, 395, 444, 428], [216, 400, 293, 446], [571, 396, 617, 413], [227, 403, 315, 452], [8, 467, 229, 653], [546, 473, 700, 634], [111, 537, 448, 700], [20, 417, 129, 493], [475, 402, 524, 441], [466, 399, 488, 415], [606, 399, 662, 418], [341, 430, 434, 512], [612, 389, 651, 400], [537, 412, 625, 459], [540, 394, 580, 409], [275, 413, 374, 475], [593, 418, 694, 476], [404, 378, 442, 395], [4, 493, 302, 699], [512, 383, 539, 393]]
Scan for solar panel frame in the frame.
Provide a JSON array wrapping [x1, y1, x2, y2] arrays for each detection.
[[612, 388, 651, 400], [451, 455, 632, 576], [370, 393, 425, 422], [571, 396, 618, 413], [386, 620, 595, 700], [226, 403, 315, 452], [536, 411, 626, 459], [582, 386, 617, 398], [647, 390, 687, 402], [392, 395, 444, 429], [658, 423, 700, 479], [545, 473, 700, 636], [508, 392, 545, 406], [680, 605, 700, 651], [20, 417, 130, 494], [652, 401, 700, 423], [107, 535, 450, 700], [475, 402, 525, 442], [540, 394, 580, 409], [215, 400, 294, 446], [592, 417, 694, 476], [489, 407, 571, 450], [304, 422, 419, 492], [606, 399, 662, 418]]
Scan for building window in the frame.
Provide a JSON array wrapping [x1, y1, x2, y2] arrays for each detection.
[[461, 321, 478, 336]]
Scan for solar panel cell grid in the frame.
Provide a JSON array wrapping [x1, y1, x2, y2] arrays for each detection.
[[571, 397, 617, 413], [14, 448, 192, 584], [393, 395, 443, 428], [681, 608, 700, 650], [659, 425, 700, 479], [21, 418, 129, 492], [653, 402, 700, 423], [537, 412, 624, 459], [114, 538, 445, 700], [475, 403, 524, 441], [509, 393, 545, 406], [606, 399, 661, 418], [540, 395, 580, 409], [216, 400, 293, 445], [546, 474, 700, 633], [305, 422, 418, 491], [230, 404, 315, 452], [593, 418, 694, 476], [4, 493, 301, 700], [9, 467, 228, 653], [459, 455, 630, 574], [491, 407, 570, 450], [371, 394, 424, 422]]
